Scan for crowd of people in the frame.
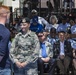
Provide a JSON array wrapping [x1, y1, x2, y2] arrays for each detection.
[[0, 5, 76, 75]]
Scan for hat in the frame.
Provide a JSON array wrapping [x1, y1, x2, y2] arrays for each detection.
[[31, 9, 37, 13], [21, 17, 30, 23]]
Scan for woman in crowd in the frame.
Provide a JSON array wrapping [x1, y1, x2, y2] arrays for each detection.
[[45, 15, 59, 32], [9, 17, 40, 75]]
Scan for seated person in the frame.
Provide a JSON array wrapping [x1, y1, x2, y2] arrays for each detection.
[[30, 16, 44, 33], [45, 15, 59, 32], [57, 16, 71, 33], [30, 9, 49, 28], [53, 31, 72, 75], [47, 27, 58, 46], [37, 31, 55, 75], [72, 41, 76, 75], [70, 22, 76, 40]]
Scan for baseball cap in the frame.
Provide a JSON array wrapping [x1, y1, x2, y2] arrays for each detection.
[[31, 9, 37, 13]]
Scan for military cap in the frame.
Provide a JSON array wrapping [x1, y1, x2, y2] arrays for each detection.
[[21, 17, 30, 23]]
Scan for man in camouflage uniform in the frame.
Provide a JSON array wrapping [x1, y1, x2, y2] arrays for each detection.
[[9, 17, 40, 75]]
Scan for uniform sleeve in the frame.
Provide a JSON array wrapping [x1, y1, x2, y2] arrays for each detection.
[[9, 34, 19, 63], [25, 34, 40, 64]]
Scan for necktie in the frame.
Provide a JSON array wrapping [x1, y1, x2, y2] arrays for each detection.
[[41, 43, 47, 58]]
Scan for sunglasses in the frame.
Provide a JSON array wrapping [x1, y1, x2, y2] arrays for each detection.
[[38, 34, 44, 37], [38, 35, 43, 37]]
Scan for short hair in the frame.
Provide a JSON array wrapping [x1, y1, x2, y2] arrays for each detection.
[[58, 31, 66, 34], [50, 27, 56, 33], [0, 5, 10, 15]]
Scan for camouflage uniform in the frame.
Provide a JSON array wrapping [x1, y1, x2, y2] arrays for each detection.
[[10, 31, 40, 75]]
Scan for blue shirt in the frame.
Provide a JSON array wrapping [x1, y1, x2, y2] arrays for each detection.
[[71, 24, 76, 40], [30, 23, 43, 33], [0, 24, 10, 68], [57, 23, 70, 32], [30, 16, 44, 33], [71, 24, 76, 34], [40, 42, 47, 58]]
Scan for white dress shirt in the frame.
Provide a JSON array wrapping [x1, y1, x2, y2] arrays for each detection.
[[60, 41, 65, 55]]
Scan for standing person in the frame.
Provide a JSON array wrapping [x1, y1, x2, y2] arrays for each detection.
[[9, 17, 40, 75], [0, 5, 11, 75]]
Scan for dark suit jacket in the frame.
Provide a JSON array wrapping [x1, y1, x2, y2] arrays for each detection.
[[53, 40, 73, 58]]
